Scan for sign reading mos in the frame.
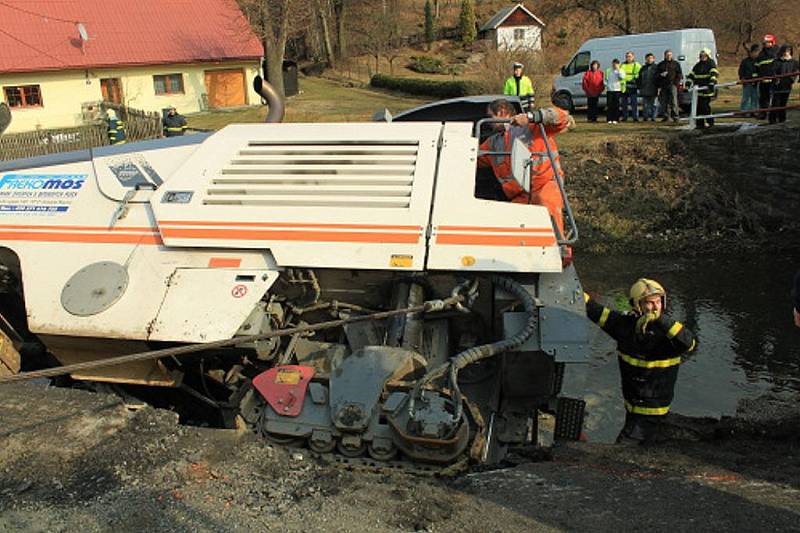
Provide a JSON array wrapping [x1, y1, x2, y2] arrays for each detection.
[[0, 174, 88, 216]]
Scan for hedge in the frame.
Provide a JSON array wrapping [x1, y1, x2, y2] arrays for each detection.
[[370, 74, 480, 98]]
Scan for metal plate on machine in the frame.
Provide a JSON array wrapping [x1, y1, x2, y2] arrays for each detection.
[[253, 365, 315, 417], [60, 261, 129, 317]]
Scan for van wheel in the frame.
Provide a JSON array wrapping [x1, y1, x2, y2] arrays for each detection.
[[551, 92, 574, 113]]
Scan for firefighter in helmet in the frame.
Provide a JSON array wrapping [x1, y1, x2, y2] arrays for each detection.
[[585, 278, 696, 443]]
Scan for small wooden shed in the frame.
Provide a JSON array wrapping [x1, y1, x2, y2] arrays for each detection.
[[479, 3, 545, 51]]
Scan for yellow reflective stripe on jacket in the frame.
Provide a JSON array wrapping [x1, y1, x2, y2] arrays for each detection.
[[666, 321, 683, 338], [619, 352, 681, 368], [598, 307, 611, 327], [625, 401, 670, 415], [165, 127, 184, 131]]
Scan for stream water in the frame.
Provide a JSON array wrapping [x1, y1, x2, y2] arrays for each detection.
[[564, 253, 800, 442]]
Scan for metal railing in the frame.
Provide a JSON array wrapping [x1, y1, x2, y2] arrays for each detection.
[[473, 117, 578, 244], [684, 70, 800, 128]]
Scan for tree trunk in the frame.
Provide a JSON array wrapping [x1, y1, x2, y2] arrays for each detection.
[[260, 0, 290, 99], [623, 0, 633, 34], [317, 0, 336, 66], [333, 0, 348, 60]]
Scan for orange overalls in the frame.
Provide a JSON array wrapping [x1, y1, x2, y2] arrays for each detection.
[[477, 109, 569, 236]]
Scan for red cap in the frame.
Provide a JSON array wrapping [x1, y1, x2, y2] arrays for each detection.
[[763, 34, 776, 43]]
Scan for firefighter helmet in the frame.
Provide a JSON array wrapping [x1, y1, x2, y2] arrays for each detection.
[[763, 34, 776, 44], [629, 278, 666, 314]]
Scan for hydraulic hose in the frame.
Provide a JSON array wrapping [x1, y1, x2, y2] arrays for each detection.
[[408, 275, 538, 422]]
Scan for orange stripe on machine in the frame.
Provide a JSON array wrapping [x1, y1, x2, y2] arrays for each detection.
[[436, 225, 553, 234], [0, 230, 163, 245], [159, 220, 422, 231], [208, 257, 242, 268], [160, 227, 421, 244], [435, 233, 556, 247]]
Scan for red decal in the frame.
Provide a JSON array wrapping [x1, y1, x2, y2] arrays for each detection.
[[231, 284, 248, 298]]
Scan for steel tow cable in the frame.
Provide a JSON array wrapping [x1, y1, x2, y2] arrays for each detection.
[[0, 294, 464, 385]]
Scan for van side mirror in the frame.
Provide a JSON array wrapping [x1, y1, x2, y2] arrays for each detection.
[[510, 137, 530, 193], [561, 65, 569, 77], [0, 103, 11, 136]]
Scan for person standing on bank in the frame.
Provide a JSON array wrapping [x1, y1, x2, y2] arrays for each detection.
[[620, 51, 642, 121], [503, 62, 535, 107], [656, 49, 683, 122], [582, 60, 604, 123], [605, 59, 625, 124], [755, 34, 780, 118], [585, 279, 696, 444], [738, 44, 761, 114], [687, 48, 719, 129], [105, 109, 127, 145], [638, 53, 659, 121], [163, 106, 188, 137], [768, 45, 798, 124]]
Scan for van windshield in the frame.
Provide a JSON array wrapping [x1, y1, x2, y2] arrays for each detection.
[[566, 51, 590, 76]]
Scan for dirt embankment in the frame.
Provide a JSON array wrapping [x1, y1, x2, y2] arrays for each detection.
[[2, 382, 799, 533], [563, 125, 800, 254]]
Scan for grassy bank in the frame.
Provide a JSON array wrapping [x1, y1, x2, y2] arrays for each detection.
[[187, 77, 431, 130]]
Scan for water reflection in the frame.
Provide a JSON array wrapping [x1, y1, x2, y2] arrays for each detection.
[[565, 254, 800, 442]]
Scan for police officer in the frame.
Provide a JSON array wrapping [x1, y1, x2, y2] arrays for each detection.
[[105, 109, 127, 145], [503, 62, 535, 107], [687, 48, 719, 129], [585, 278, 696, 443], [163, 105, 188, 137]]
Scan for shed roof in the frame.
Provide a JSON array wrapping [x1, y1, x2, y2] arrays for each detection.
[[0, 0, 263, 75], [479, 3, 546, 31]]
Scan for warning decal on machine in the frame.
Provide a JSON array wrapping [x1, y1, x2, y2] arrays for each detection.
[[274, 368, 302, 385], [0, 174, 86, 216]]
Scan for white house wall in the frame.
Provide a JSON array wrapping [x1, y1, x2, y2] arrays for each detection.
[[1, 62, 260, 134], [497, 26, 542, 51]]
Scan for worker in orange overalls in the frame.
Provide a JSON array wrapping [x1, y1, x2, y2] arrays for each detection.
[[477, 99, 572, 236]]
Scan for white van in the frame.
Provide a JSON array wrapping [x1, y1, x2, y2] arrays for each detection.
[[551, 28, 717, 111]]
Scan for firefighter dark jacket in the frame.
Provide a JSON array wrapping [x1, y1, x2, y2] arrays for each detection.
[[755, 46, 780, 82], [584, 293, 696, 416], [688, 59, 719, 97]]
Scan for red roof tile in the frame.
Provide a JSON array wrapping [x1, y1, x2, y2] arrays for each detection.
[[0, 0, 263, 74]]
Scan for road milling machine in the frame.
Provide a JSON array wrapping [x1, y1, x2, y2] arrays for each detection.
[[0, 81, 588, 467]]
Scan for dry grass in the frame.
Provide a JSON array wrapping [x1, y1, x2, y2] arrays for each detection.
[[187, 77, 431, 130]]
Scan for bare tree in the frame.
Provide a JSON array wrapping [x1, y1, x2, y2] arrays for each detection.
[[316, 0, 336, 65], [238, 0, 292, 98], [333, 0, 348, 59]]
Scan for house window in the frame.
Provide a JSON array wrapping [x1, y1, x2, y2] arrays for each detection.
[[3, 85, 43, 108], [153, 74, 185, 95], [513, 28, 526, 41]]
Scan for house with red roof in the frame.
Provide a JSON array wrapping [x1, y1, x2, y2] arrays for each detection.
[[0, 0, 264, 133]]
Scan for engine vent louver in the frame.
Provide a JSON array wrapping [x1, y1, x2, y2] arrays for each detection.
[[206, 141, 419, 208]]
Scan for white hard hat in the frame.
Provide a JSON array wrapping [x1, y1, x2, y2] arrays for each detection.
[[106, 109, 117, 120]]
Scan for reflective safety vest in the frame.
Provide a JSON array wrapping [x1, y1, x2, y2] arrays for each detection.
[[477, 108, 569, 202], [107, 118, 127, 145], [584, 293, 696, 416], [503, 75, 535, 97], [619, 61, 641, 92], [688, 59, 719, 97]]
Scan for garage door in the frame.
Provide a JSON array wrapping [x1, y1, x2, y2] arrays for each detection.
[[204, 69, 246, 108]]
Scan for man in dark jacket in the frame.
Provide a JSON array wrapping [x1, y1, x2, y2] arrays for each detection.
[[163, 106, 188, 137], [687, 48, 719, 129], [585, 278, 696, 444], [739, 44, 760, 113], [656, 49, 683, 122], [638, 53, 659, 121], [768, 44, 798, 123], [755, 34, 780, 118]]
